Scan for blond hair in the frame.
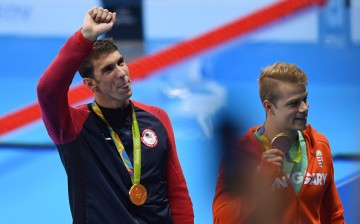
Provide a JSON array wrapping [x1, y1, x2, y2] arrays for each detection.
[[258, 62, 308, 103]]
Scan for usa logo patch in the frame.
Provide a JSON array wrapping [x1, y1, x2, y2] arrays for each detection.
[[141, 129, 158, 148]]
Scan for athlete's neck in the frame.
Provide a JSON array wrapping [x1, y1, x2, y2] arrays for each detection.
[[98, 103, 132, 128], [95, 98, 130, 109], [263, 121, 298, 142]]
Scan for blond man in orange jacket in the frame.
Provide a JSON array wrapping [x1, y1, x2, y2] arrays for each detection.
[[212, 62, 345, 223]]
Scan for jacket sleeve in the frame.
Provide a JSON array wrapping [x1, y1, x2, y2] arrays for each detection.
[[212, 134, 279, 224], [318, 138, 345, 223], [36, 30, 93, 144], [212, 160, 244, 224], [142, 105, 194, 223], [164, 113, 194, 224], [320, 165, 345, 223]]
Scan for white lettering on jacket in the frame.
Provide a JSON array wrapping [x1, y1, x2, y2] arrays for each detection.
[[271, 172, 328, 190], [304, 172, 327, 185]]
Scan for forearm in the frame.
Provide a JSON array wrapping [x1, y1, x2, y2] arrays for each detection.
[[37, 30, 92, 100], [166, 136, 194, 223], [166, 157, 194, 224], [37, 30, 93, 142]]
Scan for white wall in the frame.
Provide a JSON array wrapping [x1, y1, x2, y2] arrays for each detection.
[[143, 0, 360, 44], [352, 0, 360, 43], [143, 0, 319, 42], [0, 0, 359, 44], [0, 0, 100, 37]]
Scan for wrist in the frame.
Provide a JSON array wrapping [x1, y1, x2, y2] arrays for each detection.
[[75, 29, 95, 47], [81, 28, 97, 42]]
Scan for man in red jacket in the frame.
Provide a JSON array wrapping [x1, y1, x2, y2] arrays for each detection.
[[212, 62, 344, 223], [37, 7, 193, 224]]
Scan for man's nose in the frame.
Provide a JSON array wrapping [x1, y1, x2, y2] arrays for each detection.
[[299, 101, 309, 112], [115, 65, 126, 77]]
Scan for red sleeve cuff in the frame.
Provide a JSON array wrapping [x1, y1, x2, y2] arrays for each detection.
[[75, 28, 95, 46]]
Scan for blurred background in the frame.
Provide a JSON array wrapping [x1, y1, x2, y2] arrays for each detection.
[[0, 0, 359, 223]]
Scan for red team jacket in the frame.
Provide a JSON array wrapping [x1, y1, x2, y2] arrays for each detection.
[[213, 125, 345, 224]]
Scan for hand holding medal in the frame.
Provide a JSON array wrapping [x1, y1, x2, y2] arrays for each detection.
[[271, 133, 292, 154]]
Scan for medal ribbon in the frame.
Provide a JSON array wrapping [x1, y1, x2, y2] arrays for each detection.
[[254, 126, 302, 163], [92, 102, 141, 184]]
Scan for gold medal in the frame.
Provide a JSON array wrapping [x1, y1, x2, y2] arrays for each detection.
[[129, 183, 147, 206]]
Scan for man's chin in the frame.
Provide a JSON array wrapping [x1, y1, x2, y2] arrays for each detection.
[[297, 124, 307, 131], [124, 92, 133, 101]]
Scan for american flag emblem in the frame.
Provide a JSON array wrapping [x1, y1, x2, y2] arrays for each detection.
[[316, 150, 324, 167]]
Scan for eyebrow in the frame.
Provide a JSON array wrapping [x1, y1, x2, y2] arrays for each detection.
[[99, 55, 124, 74], [287, 92, 308, 104]]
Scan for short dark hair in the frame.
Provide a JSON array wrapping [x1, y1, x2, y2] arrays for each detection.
[[78, 38, 118, 78]]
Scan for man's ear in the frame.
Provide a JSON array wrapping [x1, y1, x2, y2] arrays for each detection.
[[263, 100, 273, 114], [83, 78, 97, 92]]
